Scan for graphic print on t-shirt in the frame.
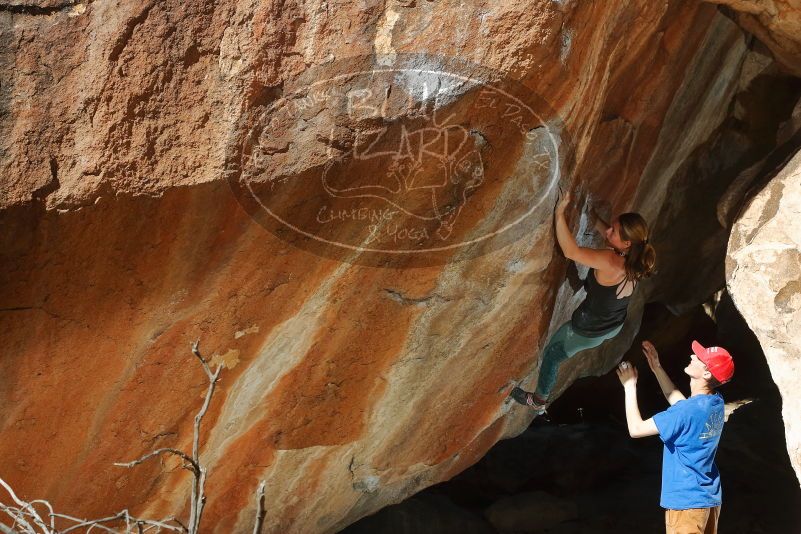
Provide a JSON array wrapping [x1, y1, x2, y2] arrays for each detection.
[[699, 410, 724, 440]]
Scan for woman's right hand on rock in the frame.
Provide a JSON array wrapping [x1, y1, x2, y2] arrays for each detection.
[[556, 189, 571, 214]]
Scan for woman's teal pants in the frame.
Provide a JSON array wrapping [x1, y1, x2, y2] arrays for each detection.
[[533, 321, 623, 399]]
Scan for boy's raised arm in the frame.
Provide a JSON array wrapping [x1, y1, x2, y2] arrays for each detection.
[[643, 341, 686, 405]]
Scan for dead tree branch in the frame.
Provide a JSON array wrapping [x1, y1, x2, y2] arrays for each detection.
[[0, 478, 51, 532], [114, 448, 199, 475], [186, 339, 222, 534], [0, 339, 268, 534], [252, 481, 267, 534]]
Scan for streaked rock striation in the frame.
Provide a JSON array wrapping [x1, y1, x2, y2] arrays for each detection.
[[0, 1, 798, 532]]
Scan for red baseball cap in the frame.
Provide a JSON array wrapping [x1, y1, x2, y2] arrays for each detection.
[[691, 341, 734, 384]]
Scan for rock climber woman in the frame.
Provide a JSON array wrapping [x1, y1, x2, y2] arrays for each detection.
[[510, 190, 656, 414]]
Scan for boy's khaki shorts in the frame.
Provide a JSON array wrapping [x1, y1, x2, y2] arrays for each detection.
[[665, 506, 721, 534]]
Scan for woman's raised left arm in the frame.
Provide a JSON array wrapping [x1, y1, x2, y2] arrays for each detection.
[[554, 192, 615, 271], [555, 193, 580, 258]]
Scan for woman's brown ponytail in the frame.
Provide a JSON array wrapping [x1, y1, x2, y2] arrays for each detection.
[[618, 212, 656, 282]]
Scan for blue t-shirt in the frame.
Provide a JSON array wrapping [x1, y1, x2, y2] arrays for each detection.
[[652, 392, 724, 510]]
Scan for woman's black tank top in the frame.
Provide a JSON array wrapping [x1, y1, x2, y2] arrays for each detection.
[[570, 268, 632, 337]]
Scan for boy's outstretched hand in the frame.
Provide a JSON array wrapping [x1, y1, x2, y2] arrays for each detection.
[[642, 340, 661, 372], [617, 361, 638, 388]]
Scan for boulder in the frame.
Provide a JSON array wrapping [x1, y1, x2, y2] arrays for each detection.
[[0, 1, 798, 532], [727, 148, 801, 483], [704, 0, 801, 76]]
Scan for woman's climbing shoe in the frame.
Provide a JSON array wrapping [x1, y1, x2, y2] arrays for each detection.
[[510, 387, 547, 414]]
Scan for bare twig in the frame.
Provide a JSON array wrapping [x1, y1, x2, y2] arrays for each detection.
[[0, 477, 50, 532], [0, 501, 37, 533], [56, 511, 127, 533], [252, 481, 267, 534], [114, 448, 199, 475], [48, 504, 188, 533], [29, 500, 54, 531], [124, 517, 185, 533], [161, 516, 188, 532], [185, 340, 222, 534]]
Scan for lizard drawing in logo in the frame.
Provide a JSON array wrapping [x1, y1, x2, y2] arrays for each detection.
[[321, 112, 488, 241]]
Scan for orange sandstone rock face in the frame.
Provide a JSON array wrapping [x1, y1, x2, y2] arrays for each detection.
[[0, 1, 762, 532]]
